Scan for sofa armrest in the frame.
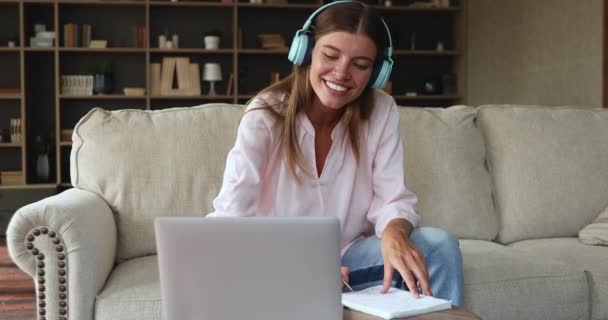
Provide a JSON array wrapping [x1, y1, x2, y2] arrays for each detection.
[[7, 188, 116, 320]]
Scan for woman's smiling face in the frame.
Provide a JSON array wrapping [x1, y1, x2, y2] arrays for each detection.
[[309, 31, 377, 110]]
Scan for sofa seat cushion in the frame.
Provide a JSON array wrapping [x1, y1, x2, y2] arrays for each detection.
[[95, 255, 161, 320], [510, 238, 608, 320], [398, 106, 497, 240], [460, 240, 588, 320]]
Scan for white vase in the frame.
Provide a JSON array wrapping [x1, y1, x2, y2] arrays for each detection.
[[158, 34, 167, 49], [204, 36, 220, 49], [36, 154, 50, 181]]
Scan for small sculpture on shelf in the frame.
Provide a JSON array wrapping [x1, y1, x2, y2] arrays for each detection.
[[152, 57, 201, 96]]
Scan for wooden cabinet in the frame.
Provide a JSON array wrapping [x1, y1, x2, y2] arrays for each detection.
[[0, 0, 467, 187]]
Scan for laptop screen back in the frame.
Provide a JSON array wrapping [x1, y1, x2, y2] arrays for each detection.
[[155, 216, 342, 320]]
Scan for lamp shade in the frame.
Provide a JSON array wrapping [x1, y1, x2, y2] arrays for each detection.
[[203, 63, 223, 81]]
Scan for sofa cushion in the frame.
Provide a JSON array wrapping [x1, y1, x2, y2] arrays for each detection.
[[71, 104, 244, 260], [460, 239, 588, 320], [510, 238, 608, 320], [398, 106, 497, 240], [579, 205, 608, 246], [95, 256, 161, 320], [478, 105, 608, 244]]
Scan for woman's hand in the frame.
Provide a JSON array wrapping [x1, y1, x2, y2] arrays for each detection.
[[341, 266, 350, 283], [380, 219, 431, 298]]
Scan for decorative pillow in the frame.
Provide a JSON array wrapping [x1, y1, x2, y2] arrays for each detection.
[[579, 206, 608, 246]]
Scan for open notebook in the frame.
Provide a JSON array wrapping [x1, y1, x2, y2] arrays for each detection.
[[342, 285, 452, 319]]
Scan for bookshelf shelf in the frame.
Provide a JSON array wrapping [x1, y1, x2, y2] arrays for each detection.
[[149, 1, 232, 7], [236, 3, 319, 9], [24, 47, 55, 52], [60, 142, 72, 147], [149, 48, 234, 54], [0, 47, 21, 52], [371, 5, 460, 12], [0, 143, 23, 148], [150, 95, 232, 100], [58, 0, 146, 6], [59, 48, 146, 53], [0, 95, 22, 100], [239, 49, 289, 55], [60, 94, 146, 100]]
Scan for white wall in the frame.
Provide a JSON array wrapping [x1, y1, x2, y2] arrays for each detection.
[[466, 0, 603, 107]]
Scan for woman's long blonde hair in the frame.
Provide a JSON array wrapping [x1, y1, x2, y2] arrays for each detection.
[[249, 2, 389, 183]]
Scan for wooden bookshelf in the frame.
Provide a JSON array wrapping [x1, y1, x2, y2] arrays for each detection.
[[0, 0, 467, 187]]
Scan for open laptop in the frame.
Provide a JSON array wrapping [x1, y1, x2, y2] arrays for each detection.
[[155, 216, 343, 320]]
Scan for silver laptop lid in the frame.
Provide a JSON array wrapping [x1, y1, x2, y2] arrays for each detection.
[[155, 216, 342, 320]]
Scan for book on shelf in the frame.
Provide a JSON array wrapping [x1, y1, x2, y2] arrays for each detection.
[[63, 23, 92, 48], [151, 63, 162, 95], [226, 72, 234, 95], [189, 63, 202, 96], [61, 75, 94, 96], [0, 171, 24, 186], [0, 88, 20, 94], [134, 25, 146, 48], [9, 118, 22, 143]]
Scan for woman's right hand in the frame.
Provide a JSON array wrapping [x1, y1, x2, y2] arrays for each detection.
[[341, 266, 350, 283]]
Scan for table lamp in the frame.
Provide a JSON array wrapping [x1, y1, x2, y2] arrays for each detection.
[[203, 63, 223, 96]]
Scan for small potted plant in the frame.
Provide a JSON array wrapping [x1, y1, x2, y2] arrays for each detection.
[[92, 62, 114, 94], [204, 29, 222, 49]]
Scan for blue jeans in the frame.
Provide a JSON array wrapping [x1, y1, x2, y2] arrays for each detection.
[[341, 227, 464, 307]]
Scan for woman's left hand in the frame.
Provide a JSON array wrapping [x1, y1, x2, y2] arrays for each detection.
[[380, 219, 431, 298]]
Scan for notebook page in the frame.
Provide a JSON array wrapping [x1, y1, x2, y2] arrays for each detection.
[[342, 285, 452, 319]]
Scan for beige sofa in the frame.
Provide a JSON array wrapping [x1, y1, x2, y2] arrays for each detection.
[[7, 103, 608, 320]]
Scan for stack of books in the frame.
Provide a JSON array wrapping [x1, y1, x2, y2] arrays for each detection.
[[63, 23, 92, 48], [9, 118, 22, 143]]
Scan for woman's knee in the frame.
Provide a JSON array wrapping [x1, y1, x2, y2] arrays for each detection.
[[411, 227, 461, 260]]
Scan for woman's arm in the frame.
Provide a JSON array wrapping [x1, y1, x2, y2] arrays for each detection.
[[209, 104, 274, 217], [366, 98, 420, 236], [365, 95, 429, 297]]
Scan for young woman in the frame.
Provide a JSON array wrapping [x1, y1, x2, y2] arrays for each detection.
[[208, 0, 464, 307]]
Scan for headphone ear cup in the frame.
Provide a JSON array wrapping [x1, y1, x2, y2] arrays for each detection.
[[370, 59, 392, 89], [288, 30, 311, 65]]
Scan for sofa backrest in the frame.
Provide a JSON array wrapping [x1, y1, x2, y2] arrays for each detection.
[[398, 106, 498, 240], [478, 105, 608, 244], [76, 103, 607, 259], [71, 105, 243, 260]]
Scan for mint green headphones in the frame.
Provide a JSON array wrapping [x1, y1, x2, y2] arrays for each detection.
[[287, 0, 394, 89]]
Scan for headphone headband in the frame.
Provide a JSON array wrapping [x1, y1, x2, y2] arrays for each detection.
[[300, 0, 393, 57]]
